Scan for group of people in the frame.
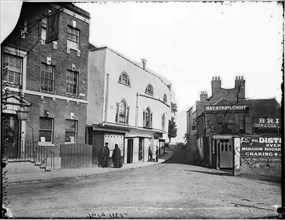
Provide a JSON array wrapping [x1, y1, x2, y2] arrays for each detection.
[[97, 142, 122, 168], [148, 146, 159, 162]]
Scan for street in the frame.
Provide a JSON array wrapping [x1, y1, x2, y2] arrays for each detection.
[[7, 149, 281, 219]]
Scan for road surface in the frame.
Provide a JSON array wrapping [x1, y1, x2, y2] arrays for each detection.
[[6, 148, 281, 218]]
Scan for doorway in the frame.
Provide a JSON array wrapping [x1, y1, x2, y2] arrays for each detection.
[[127, 139, 133, 163], [218, 139, 233, 168], [2, 114, 20, 159]]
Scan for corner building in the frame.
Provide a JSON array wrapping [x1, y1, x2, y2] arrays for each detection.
[[2, 3, 90, 168], [186, 76, 281, 176], [87, 47, 173, 165]]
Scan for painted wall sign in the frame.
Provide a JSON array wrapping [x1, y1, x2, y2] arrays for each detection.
[[240, 136, 281, 158], [253, 117, 280, 129], [205, 105, 248, 112]]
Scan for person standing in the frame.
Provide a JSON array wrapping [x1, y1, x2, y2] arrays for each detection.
[[148, 147, 153, 162], [112, 144, 122, 168], [102, 142, 110, 168], [155, 146, 159, 162]]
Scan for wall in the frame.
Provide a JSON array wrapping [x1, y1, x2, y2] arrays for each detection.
[[87, 49, 106, 125], [104, 48, 171, 131]]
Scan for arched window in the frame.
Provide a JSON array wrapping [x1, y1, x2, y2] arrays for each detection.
[[145, 84, 153, 96], [163, 94, 167, 103], [143, 107, 152, 128], [116, 100, 129, 124], [118, 72, 130, 86]]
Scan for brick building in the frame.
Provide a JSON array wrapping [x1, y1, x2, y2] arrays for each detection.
[[2, 3, 90, 169], [87, 47, 174, 165], [186, 76, 281, 175]]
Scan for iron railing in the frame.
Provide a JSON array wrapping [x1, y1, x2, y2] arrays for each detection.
[[20, 140, 55, 171]]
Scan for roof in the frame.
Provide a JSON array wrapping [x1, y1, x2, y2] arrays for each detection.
[[89, 45, 172, 87]]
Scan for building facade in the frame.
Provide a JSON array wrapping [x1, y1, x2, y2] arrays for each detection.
[[87, 47, 173, 165], [2, 3, 90, 169], [186, 76, 281, 176]]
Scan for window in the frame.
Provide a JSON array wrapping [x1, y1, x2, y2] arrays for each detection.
[[116, 100, 129, 124], [41, 17, 47, 41], [162, 113, 166, 131], [39, 117, 53, 143], [40, 63, 54, 93], [143, 107, 152, 128], [163, 94, 167, 103], [145, 84, 153, 96], [65, 120, 77, 143], [67, 26, 79, 50], [66, 70, 78, 95], [2, 53, 22, 86], [118, 72, 130, 86]]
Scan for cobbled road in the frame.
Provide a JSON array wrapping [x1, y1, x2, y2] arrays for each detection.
[[6, 149, 281, 218]]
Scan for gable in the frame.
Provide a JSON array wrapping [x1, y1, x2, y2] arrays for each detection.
[[213, 98, 234, 106]]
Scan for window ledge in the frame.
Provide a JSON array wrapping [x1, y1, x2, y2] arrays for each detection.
[[38, 142, 55, 146]]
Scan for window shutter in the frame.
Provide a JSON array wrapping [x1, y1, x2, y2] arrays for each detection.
[[150, 112, 153, 128], [143, 111, 146, 127]]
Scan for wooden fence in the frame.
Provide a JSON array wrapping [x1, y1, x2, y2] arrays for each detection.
[[60, 143, 92, 168]]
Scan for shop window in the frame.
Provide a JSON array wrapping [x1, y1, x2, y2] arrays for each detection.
[[40, 63, 54, 93], [143, 107, 152, 128], [145, 84, 153, 96], [2, 53, 22, 87], [66, 70, 78, 96], [118, 72, 130, 86], [116, 100, 129, 124], [67, 25, 79, 51], [39, 117, 53, 143], [65, 119, 77, 143]]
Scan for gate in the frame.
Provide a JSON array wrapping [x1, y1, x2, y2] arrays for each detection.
[[218, 139, 233, 168]]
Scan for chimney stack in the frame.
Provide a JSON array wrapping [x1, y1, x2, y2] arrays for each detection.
[[211, 76, 221, 97], [235, 75, 245, 99], [200, 91, 208, 101], [141, 59, 147, 70]]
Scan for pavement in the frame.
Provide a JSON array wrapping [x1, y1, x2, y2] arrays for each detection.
[[5, 150, 174, 184]]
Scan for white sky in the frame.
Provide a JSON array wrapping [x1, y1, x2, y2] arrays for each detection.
[[77, 2, 283, 113]]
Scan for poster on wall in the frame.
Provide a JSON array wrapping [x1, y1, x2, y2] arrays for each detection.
[[240, 136, 281, 158]]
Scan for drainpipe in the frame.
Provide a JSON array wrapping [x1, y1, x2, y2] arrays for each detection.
[[135, 92, 138, 127], [104, 74, 109, 122]]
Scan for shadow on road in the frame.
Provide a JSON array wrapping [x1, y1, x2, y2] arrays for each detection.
[[186, 169, 234, 176]]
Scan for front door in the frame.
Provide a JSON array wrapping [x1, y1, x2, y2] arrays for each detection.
[[218, 139, 233, 168], [2, 114, 20, 159], [127, 139, 133, 163]]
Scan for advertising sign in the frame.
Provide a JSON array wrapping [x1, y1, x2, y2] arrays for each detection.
[[253, 117, 280, 129], [205, 105, 248, 112], [240, 137, 281, 158]]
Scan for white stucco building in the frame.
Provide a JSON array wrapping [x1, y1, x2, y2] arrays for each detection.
[[87, 46, 175, 165]]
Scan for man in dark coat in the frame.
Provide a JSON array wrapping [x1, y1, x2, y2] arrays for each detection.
[[102, 142, 110, 168], [112, 144, 122, 168], [148, 147, 153, 162], [155, 147, 159, 162]]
